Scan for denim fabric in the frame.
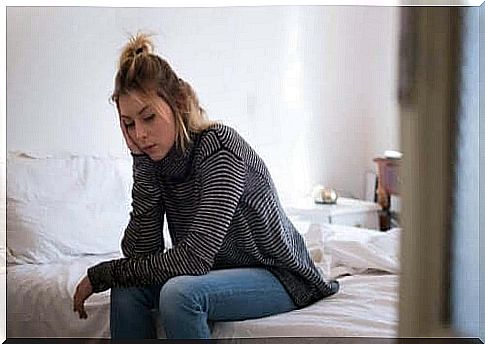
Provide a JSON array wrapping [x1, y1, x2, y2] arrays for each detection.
[[110, 267, 298, 339]]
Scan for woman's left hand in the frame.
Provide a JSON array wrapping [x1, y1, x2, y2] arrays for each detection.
[[73, 275, 94, 319]]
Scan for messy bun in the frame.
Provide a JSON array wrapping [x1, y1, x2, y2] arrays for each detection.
[[119, 32, 154, 65], [111, 32, 214, 151]]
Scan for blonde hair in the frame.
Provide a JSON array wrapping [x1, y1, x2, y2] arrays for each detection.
[[111, 32, 215, 151]]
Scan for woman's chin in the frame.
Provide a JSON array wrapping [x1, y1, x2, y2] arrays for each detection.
[[145, 144, 173, 161], [147, 151, 166, 161]]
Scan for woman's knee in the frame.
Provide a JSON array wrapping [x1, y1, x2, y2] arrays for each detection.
[[159, 276, 207, 316], [111, 286, 158, 311]]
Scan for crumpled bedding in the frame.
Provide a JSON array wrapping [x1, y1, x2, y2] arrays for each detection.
[[7, 225, 401, 338]]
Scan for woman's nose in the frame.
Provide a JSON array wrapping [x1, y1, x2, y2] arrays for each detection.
[[135, 124, 148, 140]]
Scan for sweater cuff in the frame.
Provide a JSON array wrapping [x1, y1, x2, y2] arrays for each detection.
[[87, 261, 114, 293], [329, 280, 340, 295]]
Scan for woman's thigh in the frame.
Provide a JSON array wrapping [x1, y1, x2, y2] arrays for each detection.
[[159, 267, 297, 321]]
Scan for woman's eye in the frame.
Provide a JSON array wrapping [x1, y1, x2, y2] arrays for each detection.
[[143, 114, 156, 121], [124, 122, 135, 128]]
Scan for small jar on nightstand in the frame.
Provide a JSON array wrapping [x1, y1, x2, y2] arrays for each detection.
[[284, 197, 381, 230]]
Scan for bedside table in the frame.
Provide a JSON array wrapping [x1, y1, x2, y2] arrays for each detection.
[[284, 197, 381, 230]]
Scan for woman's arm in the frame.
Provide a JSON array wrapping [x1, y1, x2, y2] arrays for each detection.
[[87, 149, 245, 293], [120, 153, 165, 258]]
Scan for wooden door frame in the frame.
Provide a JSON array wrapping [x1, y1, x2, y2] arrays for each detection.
[[398, 7, 462, 337]]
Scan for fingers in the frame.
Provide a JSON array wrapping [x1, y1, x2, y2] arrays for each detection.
[[119, 120, 132, 145], [73, 300, 88, 319], [79, 306, 88, 319], [119, 118, 129, 139], [119, 119, 142, 154], [73, 289, 88, 320]]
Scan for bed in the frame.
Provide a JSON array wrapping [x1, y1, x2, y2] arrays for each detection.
[[6, 152, 401, 338]]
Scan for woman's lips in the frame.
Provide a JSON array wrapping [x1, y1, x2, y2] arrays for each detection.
[[143, 144, 157, 153]]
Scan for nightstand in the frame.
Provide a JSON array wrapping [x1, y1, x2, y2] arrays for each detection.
[[284, 197, 381, 230], [373, 156, 402, 230]]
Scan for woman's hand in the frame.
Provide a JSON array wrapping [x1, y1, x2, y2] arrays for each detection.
[[119, 118, 143, 155], [73, 275, 94, 319]]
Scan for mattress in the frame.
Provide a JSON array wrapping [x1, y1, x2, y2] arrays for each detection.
[[7, 225, 401, 338]]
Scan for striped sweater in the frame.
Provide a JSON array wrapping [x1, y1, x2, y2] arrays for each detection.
[[87, 124, 339, 308]]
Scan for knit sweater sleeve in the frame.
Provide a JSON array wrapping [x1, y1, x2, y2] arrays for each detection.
[[87, 149, 245, 293], [120, 153, 165, 258]]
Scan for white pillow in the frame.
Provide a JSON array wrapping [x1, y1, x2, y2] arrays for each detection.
[[7, 152, 133, 264]]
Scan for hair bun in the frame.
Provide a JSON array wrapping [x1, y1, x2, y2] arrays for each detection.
[[119, 32, 155, 67]]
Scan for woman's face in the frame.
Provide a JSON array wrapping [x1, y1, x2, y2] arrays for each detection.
[[118, 90, 176, 161]]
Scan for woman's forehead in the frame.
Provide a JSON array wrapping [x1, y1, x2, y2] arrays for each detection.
[[119, 92, 152, 114], [119, 92, 170, 118]]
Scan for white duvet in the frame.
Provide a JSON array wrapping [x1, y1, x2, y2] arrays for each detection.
[[7, 225, 401, 338]]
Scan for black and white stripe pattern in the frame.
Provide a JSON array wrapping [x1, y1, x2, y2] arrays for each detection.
[[88, 124, 338, 307]]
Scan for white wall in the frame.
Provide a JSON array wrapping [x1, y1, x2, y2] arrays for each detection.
[[7, 6, 400, 203]]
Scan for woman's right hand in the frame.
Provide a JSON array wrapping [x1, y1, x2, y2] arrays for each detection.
[[119, 118, 143, 155]]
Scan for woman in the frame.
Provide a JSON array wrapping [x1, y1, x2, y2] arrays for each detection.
[[73, 32, 339, 339]]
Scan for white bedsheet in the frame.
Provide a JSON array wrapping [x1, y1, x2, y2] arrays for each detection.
[[7, 225, 401, 338], [7, 254, 117, 338], [212, 273, 398, 338]]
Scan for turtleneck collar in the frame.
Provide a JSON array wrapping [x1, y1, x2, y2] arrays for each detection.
[[156, 131, 199, 180]]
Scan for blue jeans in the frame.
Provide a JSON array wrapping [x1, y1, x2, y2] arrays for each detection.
[[110, 267, 297, 339]]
